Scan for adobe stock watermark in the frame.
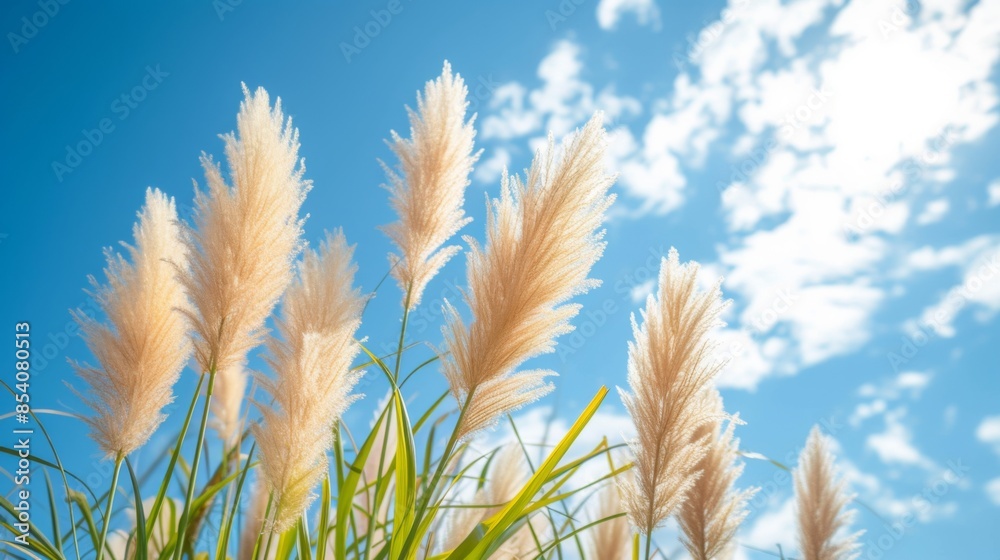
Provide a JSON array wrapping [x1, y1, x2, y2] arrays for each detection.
[[717, 285, 799, 367], [557, 246, 669, 362], [212, 0, 245, 21], [31, 295, 100, 375], [340, 0, 408, 64], [717, 86, 834, 201], [878, 0, 920, 40], [51, 64, 169, 183], [466, 73, 501, 115], [545, 0, 588, 30], [861, 459, 969, 559], [672, 0, 749, 71], [887, 249, 1000, 372], [7, 0, 71, 54], [843, 129, 956, 239]]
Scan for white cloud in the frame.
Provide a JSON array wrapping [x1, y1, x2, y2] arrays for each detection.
[[915, 242, 1000, 337], [976, 415, 1000, 455], [476, 0, 1000, 392], [851, 371, 930, 425], [850, 398, 887, 427], [865, 408, 934, 470], [704, 0, 1000, 388], [473, 404, 636, 491], [741, 497, 797, 555], [596, 0, 661, 31], [916, 198, 950, 225], [481, 41, 640, 144], [986, 478, 1000, 506], [473, 147, 511, 184], [903, 235, 1000, 277], [988, 179, 1000, 206]]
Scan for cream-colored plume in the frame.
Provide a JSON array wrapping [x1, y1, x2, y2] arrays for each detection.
[[181, 85, 309, 445], [589, 483, 631, 560], [239, 482, 278, 560], [795, 427, 862, 560], [678, 390, 756, 560], [73, 188, 190, 458], [382, 61, 479, 309], [442, 114, 615, 438], [253, 231, 365, 532], [618, 250, 728, 535]]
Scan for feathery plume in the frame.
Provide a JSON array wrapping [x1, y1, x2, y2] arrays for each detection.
[[72, 188, 190, 458], [181, 85, 309, 445], [239, 482, 277, 560], [795, 426, 862, 560], [618, 250, 728, 535], [253, 231, 365, 532], [442, 114, 615, 438], [677, 389, 757, 560], [382, 61, 479, 309], [589, 483, 631, 560]]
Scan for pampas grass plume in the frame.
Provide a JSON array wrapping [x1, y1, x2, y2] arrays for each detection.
[[73, 188, 190, 458], [589, 483, 631, 560], [382, 62, 479, 309], [618, 250, 728, 535], [795, 426, 863, 560], [677, 389, 756, 560], [442, 113, 615, 437], [182, 85, 309, 444], [252, 231, 365, 532]]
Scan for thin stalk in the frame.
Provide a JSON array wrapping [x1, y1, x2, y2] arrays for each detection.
[[393, 286, 412, 381], [96, 452, 124, 560], [172, 368, 217, 560], [644, 533, 652, 560]]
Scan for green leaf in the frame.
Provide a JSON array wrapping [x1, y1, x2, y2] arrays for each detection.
[[445, 386, 608, 559], [124, 458, 147, 560], [216, 443, 256, 560], [334, 404, 390, 558]]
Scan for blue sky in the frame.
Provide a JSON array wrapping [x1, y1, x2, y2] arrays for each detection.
[[2, 0, 999, 558]]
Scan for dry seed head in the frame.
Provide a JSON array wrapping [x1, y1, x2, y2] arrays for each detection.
[[795, 426, 863, 560], [589, 483, 631, 560], [677, 389, 757, 560], [72, 188, 191, 457], [181, 85, 309, 444], [253, 231, 365, 532], [618, 249, 728, 535], [382, 61, 479, 309], [442, 113, 615, 438]]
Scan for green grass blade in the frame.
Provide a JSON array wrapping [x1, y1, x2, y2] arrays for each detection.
[[216, 443, 256, 560], [123, 458, 147, 560], [334, 404, 390, 558], [171, 369, 216, 560], [315, 474, 332, 560], [388, 391, 416, 560], [41, 471, 62, 555], [146, 374, 205, 537], [445, 386, 608, 559]]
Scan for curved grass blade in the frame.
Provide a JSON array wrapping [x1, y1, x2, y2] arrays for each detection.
[[445, 386, 608, 559], [123, 458, 147, 560]]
